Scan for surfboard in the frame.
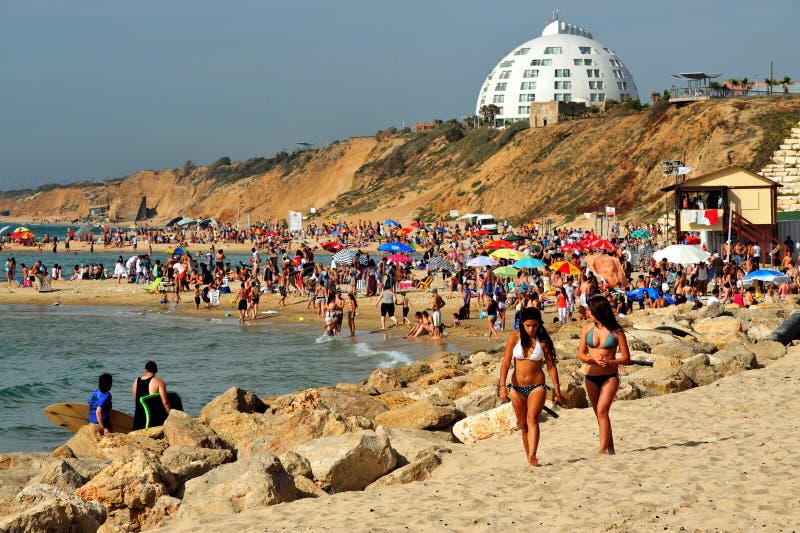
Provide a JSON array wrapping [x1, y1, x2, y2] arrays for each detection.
[[139, 391, 183, 429], [44, 403, 134, 434]]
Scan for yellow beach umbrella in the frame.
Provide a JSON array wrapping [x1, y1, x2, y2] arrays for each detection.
[[490, 248, 524, 261], [549, 261, 582, 276]]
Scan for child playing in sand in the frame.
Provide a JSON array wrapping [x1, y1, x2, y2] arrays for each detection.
[[451, 312, 460, 328]]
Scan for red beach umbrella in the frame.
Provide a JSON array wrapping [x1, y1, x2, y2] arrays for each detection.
[[321, 241, 343, 252], [388, 254, 413, 263], [484, 240, 514, 250]]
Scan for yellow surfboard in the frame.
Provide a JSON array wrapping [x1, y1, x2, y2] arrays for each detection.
[[44, 403, 134, 434]]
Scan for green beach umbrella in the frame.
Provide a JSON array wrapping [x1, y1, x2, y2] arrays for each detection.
[[630, 229, 653, 239], [493, 266, 519, 278]]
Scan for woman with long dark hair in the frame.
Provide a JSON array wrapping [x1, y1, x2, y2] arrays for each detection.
[[578, 296, 631, 454], [498, 306, 563, 465]]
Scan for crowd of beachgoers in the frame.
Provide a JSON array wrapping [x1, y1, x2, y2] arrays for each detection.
[[4, 216, 798, 341]]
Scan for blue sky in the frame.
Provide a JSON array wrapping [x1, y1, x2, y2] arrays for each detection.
[[0, 0, 797, 190]]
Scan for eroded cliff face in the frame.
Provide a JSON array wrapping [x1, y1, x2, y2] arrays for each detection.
[[3, 97, 800, 224]]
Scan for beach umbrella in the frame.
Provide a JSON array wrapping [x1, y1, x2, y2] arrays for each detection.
[[549, 261, 582, 276], [384, 219, 400, 227], [75, 224, 95, 237], [484, 240, 514, 250], [490, 248, 524, 260], [476, 229, 492, 235], [651, 244, 710, 266], [0, 226, 11, 236], [743, 269, 791, 285], [561, 243, 582, 254], [377, 242, 414, 253], [320, 241, 343, 252], [388, 253, 413, 263], [10, 231, 35, 240], [493, 266, 519, 278], [357, 254, 369, 266], [467, 256, 498, 268], [167, 246, 189, 256], [399, 227, 413, 235], [512, 257, 546, 269], [685, 235, 701, 245], [428, 256, 456, 273], [630, 229, 653, 239], [12, 226, 31, 234], [503, 235, 525, 241], [331, 249, 357, 266]]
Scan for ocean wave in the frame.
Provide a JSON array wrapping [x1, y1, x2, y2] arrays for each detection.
[[351, 343, 412, 368], [0, 382, 58, 401]]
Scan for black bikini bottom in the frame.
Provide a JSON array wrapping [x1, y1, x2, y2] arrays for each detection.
[[584, 374, 619, 388], [507, 383, 549, 397]]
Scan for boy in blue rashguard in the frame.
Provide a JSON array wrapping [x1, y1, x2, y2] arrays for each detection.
[[88, 373, 113, 434]]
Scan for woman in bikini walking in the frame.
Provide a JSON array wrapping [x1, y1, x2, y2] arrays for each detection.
[[498, 306, 563, 466], [578, 296, 631, 454]]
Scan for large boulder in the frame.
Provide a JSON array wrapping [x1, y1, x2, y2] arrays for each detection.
[[160, 445, 235, 484], [163, 409, 227, 449], [367, 362, 433, 391], [365, 451, 441, 488], [75, 451, 176, 509], [373, 398, 462, 430], [314, 387, 389, 420], [179, 454, 297, 517], [453, 385, 503, 416], [38, 459, 87, 490], [277, 451, 313, 479], [60, 424, 168, 459], [621, 366, 694, 396], [199, 386, 268, 421], [693, 316, 744, 335], [452, 402, 519, 444], [681, 354, 722, 387], [260, 408, 372, 455], [374, 426, 453, 466], [294, 430, 396, 493], [0, 453, 53, 501], [138, 495, 182, 531], [693, 301, 726, 320], [710, 341, 758, 369], [0, 483, 106, 533], [750, 340, 787, 365]]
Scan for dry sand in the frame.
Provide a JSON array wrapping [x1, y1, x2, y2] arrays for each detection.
[[156, 351, 800, 532]]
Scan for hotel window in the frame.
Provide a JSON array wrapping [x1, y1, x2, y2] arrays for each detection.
[[544, 46, 563, 54], [617, 81, 627, 90], [519, 93, 535, 102], [530, 59, 552, 66], [574, 58, 593, 66], [554, 69, 571, 77], [589, 81, 604, 90], [609, 59, 622, 67], [500, 61, 514, 68], [523, 69, 539, 78], [554, 81, 572, 89], [482, 85, 488, 93], [497, 107, 504, 115], [514, 47, 530, 55], [518, 105, 531, 114], [480, 97, 485, 105], [613, 70, 624, 79], [587, 69, 601, 78], [499, 70, 511, 79], [520, 81, 537, 90], [579, 46, 591, 54], [493, 94, 505, 104], [589, 93, 606, 102], [554, 93, 572, 102], [494, 82, 507, 91]]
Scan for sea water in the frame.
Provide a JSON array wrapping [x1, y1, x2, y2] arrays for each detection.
[[0, 305, 456, 453]]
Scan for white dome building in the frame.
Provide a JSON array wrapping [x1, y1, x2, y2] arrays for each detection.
[[475, 15, 639, 125]]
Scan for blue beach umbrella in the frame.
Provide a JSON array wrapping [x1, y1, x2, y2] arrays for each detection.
[[512, 257, 546, 269], [384, 219, 400, 227], [743, 269, 791, 285], [626, 287, 660, 303], [377, 242, 414, 253]]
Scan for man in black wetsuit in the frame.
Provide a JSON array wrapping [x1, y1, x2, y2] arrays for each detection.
[[132, 361, 171, 430]]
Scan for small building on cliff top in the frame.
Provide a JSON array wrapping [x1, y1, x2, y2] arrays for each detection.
[[660, 165, 780, 253]]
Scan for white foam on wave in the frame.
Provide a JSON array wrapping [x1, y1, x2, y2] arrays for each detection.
[[352, 343, 412, 368], [315, 334, 335, 344]]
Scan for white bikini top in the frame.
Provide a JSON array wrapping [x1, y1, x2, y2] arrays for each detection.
[[513, 338, 544, 361]]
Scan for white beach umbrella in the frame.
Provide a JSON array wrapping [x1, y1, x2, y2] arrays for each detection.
[[651, 245, 710, 266], [332, 249, 357, 266], [467, 256, 498, 268]]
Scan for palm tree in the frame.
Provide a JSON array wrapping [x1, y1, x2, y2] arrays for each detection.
[[479, 104, 501, 125], [782, 76, 793, 95], [764, 78, 776, 96], [741, 77, 751, 95]]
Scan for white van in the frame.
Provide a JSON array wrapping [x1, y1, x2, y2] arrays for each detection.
[[458, 213, 498, 233]]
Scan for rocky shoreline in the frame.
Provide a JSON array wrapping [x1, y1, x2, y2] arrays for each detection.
[[2, 296, 799, 532]]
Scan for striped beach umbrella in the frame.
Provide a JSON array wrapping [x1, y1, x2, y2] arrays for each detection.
[[428, 256, 456, 273], [332, 249, 357, 266]]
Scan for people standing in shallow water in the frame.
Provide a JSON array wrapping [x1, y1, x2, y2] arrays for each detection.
[[578, 296, 631, 454], [88, 373, 113, 434], [132, 361, 170, 430], [498, 307, 563, 466]]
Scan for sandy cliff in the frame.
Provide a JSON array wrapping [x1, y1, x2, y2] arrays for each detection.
[[3, 97, 800, 224]]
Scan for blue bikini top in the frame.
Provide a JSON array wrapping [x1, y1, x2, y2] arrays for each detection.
[[587, 325, 618, 349]]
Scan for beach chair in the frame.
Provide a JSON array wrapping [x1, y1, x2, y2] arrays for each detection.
[[414, 275, 434, 290], [146, 277, 163, 293]]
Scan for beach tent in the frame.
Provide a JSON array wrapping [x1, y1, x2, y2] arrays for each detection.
[[176, 217, 196, 227], [165, 217, 183, 227], [198, 218, 219, 228]]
